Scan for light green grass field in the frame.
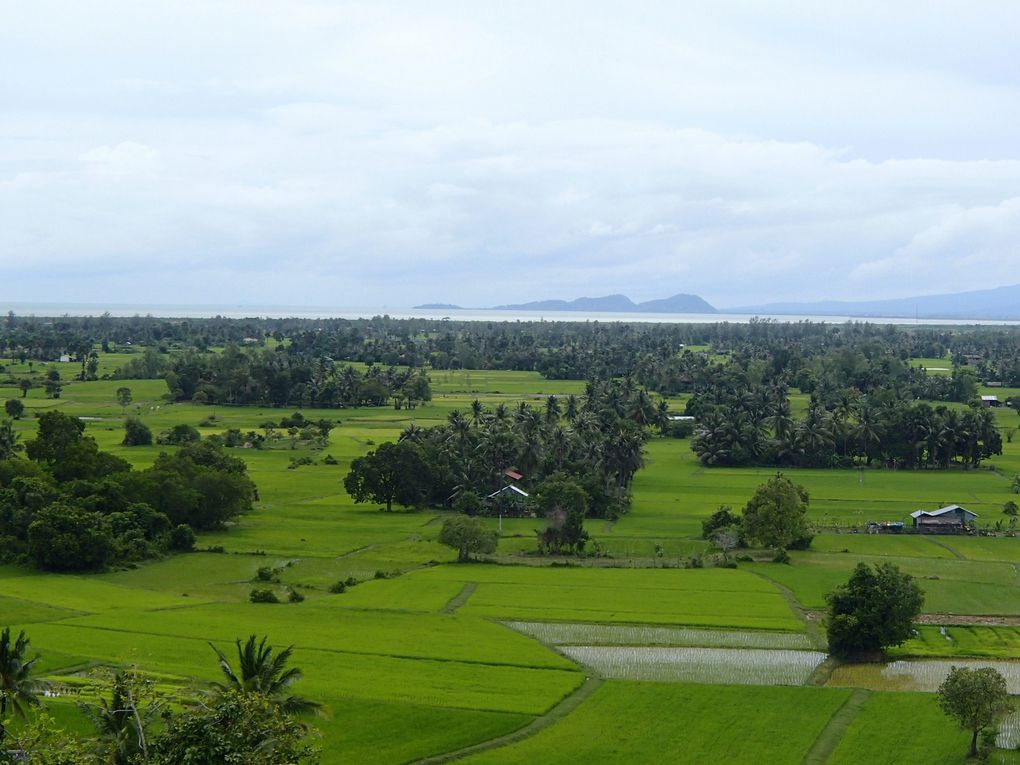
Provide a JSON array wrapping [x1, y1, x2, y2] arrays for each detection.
[[459, 682, 851, 765]]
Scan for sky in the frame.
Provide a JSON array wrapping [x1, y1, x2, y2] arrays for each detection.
[[3, 0, 1020, 310]]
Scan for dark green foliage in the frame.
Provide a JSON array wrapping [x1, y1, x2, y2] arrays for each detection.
[[156, 423, 201, 446], [287, 588, 305, 603], [120, 441, 255, 530], [210, 635, 319, 715], [452, 492, 484, 516], [249, 588, 280, 604], [3, 400, 23, 420], [149, 689, 316, 764], [701, 505, 741, 540], [1, 438, 253, 571], [169, 524, 196, 551], [0, 627, 43, 745], [256, 566, 281, 582], [937, 666, 1012, 758], [26, 411, 130, 482], [27, 504, 116, 572], [741, 474, 812, 552], [121, 417, 153, 446], [826, 562, 925, 659], [534, 475, 590, 555], [344, 441, 430, 512], [115, 386, 132, 409], [0, 421, 19, 461], [328, 581, 347, 594], [438, 516, 498, 562]]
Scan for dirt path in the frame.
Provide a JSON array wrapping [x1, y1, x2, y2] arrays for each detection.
[[410, 676, 603, 764], [804, 609, 1020, 627], [749, 570, 827, 649], [441, 582, 478, 614], [800, 688, 871, 765]]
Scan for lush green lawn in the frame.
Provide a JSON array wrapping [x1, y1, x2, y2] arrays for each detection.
[[460, 682, 851, 765], [826, 692, 975, 765]]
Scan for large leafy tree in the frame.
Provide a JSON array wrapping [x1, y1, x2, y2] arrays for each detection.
[[0, 627, 43, 745], [937, 666, 1012, 758], [826, 562, 924, 659], [438, 515, 498, 562], [343, 441, 429, 512], [210, 635, 320, 716], [741, 473, 812, 552]]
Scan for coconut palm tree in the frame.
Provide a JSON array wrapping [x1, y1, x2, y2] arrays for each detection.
[[0, 627, 43, 745], [210, 635, 320, 716]]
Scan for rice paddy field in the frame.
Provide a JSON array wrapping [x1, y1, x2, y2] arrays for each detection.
[[3, 358, 1020, 763]]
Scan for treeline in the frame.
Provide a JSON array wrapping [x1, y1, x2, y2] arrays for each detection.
[[156, 347, 432, 408], [344, 379, 652, 521], [688, 370, 1002, 469], [0, 411, 255, 572]]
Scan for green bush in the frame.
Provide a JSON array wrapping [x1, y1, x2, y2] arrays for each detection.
[[249, 588, 279, 604]]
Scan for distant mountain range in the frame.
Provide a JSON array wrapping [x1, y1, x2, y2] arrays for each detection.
[[491, 293, 718, 314], [414, 283, 1020, 320], [728, 283, 1020, 320]]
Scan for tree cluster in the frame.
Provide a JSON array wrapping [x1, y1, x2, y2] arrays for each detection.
[[344, 379, 651, 521], [0, 412, 255, 572], [702, 474, 813, 554], [690, 371, 1001, 469]]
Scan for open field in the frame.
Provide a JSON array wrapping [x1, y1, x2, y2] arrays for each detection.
[[458, 682, 852, 765], [5, 362, 1020, 761]]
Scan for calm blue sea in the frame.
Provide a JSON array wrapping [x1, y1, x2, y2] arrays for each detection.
[[1, 302, 1018, 326]]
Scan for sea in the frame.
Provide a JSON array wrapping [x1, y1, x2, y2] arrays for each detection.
[[1, 302, 1019, 327]]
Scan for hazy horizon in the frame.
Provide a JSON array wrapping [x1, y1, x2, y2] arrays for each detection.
[[4, 2, 1019, 307]]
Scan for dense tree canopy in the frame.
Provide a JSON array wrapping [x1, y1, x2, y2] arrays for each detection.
[[1, 415, 255, 572], [741, 474, 812, 552], [826, 562, 924, 659]]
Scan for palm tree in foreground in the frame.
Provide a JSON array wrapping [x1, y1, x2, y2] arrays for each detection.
[[0, 627, 44, 745], [210, 635, 320, 716]]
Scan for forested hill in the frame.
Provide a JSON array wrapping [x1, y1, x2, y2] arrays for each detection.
[[728, 283, 1020, 320], [493, 293, 717, 314]]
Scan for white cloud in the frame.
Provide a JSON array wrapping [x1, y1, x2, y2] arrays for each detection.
[[1, 2, 1020, 307]]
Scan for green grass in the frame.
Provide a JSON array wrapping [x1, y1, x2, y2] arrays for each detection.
[[459, 682, 851, 765], [410, 565, 804, 631], [894, 625, 1020, 659], [826, 691, 974, 765]]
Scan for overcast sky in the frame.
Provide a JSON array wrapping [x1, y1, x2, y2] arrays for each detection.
[[3, 1, 1020, 309]]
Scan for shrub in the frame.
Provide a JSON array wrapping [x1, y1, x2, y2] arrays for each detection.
[[287, 588, 305, 603], [249, 588, 279, 604], [169, 524, 196, 551], [156, 424, 201, 446], [328, 581, 347, 594], [255, 566, 280, 582]]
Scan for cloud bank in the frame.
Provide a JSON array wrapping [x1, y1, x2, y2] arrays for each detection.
[[2, 1, 1019, 308]]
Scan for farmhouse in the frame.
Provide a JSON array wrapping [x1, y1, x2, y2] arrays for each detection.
[[980, 395, 1001, 407], [909, 505, 977, 534], [485, 484, 530, 517]]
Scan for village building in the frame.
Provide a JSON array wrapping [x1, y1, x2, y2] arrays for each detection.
[[909, 505, 977, 534], [980, 395, 1001, 407]]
